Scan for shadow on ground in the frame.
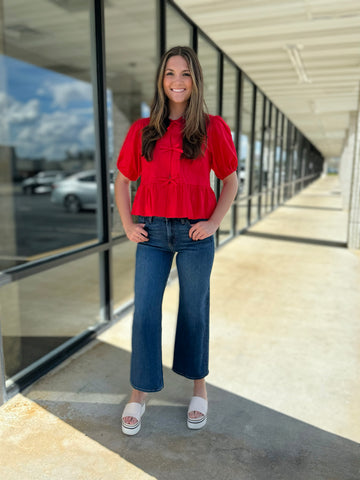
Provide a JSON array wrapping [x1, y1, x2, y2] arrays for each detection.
[[26, 340, 360, 480]]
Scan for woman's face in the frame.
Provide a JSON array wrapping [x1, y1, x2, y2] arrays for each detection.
[[163, 55, 193, 109]]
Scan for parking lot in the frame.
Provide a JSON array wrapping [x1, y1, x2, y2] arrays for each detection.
[[11, 191, 99, 264]]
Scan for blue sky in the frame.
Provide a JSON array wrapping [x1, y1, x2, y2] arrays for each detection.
[[0, 54, 108, 161]]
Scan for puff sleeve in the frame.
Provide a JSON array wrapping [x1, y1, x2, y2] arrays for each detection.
[[116, 118, 146, 181], [208, 116, 238, 180]]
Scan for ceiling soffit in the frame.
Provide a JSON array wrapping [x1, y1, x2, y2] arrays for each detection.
[[175, 0, 360, 158]]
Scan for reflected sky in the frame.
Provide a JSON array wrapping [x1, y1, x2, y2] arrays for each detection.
[[0, 54, 114, 161]]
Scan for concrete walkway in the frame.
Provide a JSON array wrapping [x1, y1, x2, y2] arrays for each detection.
[[1, 176, 359, 479]]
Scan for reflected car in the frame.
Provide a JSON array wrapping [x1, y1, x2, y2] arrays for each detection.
[[22, 170, 66, 194], [51, 170, 114, 213]]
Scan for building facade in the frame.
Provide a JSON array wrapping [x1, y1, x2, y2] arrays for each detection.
[[0, 0, 323, 404]]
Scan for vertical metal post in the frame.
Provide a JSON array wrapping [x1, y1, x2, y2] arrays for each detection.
[[158, 0, 166, 57], [192, 25, 198, 53], [90, 0, 113, 322]]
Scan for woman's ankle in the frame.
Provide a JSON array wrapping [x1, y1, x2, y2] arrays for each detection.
[[193, 379, 207, 400], [129, 389, 147, 404]]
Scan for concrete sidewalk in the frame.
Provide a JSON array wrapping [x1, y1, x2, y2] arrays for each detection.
[[1, 176, 359, 479]]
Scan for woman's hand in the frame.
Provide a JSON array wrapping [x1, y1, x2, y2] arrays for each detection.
[[125, 222, 149, 243], [189, 220, 218, 241]]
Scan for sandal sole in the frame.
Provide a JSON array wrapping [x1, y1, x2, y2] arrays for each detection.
[[187, 415, 207, 430]]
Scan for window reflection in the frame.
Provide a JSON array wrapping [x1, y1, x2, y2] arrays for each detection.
[[197, 36, 219, 200], [0, 2, 97, 272], [105, 0, 157, 307], [267, 106, 277, 210], [198, 35, 218, 116], [166, 4, 192, 48], [274, 113, 283, 206], [253, 90, 264, 197], [280, 119, 288, 203], [238, 77, 253, 230], [219, 59, 237, 243], [0, 253, 100, 380]]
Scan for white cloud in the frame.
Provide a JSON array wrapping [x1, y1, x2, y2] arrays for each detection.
[[46, 81, 93, 108], [0, 90, 95, 160], [14, 110, 95, 160], [0, 92, 40, 124]]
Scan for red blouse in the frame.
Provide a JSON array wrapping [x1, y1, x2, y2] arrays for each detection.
[[117, 115, 238, 219]]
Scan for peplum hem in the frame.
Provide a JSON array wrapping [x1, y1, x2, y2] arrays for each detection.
[[131, 183, 217, 220]]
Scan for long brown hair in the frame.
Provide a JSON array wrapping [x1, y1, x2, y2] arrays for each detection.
[[142, 46, 208, 161]]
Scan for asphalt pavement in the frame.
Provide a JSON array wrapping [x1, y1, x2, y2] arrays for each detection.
[[11, 192, 98, 264]]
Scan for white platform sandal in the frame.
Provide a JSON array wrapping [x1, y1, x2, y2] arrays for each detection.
[[187, 396, 208, 430], [122, 402, 146, 436]]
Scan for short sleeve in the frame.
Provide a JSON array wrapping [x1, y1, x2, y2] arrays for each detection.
[[208, 116, 238, 180], [116, 119, 146, 181]]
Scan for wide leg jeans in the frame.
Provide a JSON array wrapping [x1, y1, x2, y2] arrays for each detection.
[[131, 216, 215, 392]]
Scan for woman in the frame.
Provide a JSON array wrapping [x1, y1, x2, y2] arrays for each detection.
[[115, 46, 238, 435]]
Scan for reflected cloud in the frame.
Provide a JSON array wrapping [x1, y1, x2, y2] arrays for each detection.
[[45, 80, 93, 109], [1, 54, 96, 161]]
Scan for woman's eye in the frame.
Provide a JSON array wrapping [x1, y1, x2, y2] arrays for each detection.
[[183, 73, 191, 77], [165, 72, 173, 76]]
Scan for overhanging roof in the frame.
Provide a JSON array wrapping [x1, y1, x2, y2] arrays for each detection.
[[175, 0, 360, 158]]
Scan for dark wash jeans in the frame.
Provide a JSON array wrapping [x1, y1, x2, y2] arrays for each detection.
[[131, 216, 215, 392]]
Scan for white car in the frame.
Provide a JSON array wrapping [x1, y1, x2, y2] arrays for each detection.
[[51, 170, 114, 213], [22, 170, 66, 194]]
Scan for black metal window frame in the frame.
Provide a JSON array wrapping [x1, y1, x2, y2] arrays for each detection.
[[0, 0, 324, 403]]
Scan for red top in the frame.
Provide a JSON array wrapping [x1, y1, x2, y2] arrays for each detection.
[[117, 114, 238, 219]]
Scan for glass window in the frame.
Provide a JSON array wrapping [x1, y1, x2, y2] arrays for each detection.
[[105, 0, 157, 308], [219, 59, 237, 244], [166, 3, 192, 49], [197, 36, 219, 204], [284, 121, 293, 200], [0, 1, 99, 272], [297, 134, 306, 192], [268, 106, 278, 209], [0, 254, 100, 380], [263, 100, 276, 215], [198, 35, 219, 116], [274, 111, 282, 207], [261, 99, 271, 216], [238, 77, 253, 230], [253, 90, 264, 196], [112, 241, 137, 310], [292, 129, 299, 193], [251, 90, 264, 222], [280, 119, 288, 203]]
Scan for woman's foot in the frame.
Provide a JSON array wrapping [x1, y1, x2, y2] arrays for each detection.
[[188, 378, 207, 420], [122, 389, 147, 426]]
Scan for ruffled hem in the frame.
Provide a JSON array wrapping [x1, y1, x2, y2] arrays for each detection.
[[131, 183, 217, 220]]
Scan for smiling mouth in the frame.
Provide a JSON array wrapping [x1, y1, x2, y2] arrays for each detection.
[[171, 88, 186, 92]]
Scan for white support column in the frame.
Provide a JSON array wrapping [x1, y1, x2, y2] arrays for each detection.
[[347, 83, 360, 249], [339, 115, 355, 211]]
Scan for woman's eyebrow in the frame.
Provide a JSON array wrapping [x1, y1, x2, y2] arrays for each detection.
[[165, 68, 191, 72]]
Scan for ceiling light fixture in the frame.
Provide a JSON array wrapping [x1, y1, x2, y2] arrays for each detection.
[[284, 44, 312, 84]]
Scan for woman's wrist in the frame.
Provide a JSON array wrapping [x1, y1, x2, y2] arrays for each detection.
[[207, 218, 220, 230]]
